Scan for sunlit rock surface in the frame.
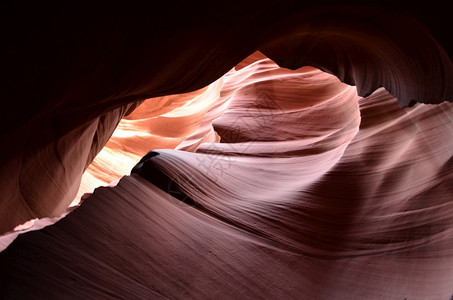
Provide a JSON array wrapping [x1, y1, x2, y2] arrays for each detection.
[[76, 78, 225, 202], [1, 2, 453, 298]]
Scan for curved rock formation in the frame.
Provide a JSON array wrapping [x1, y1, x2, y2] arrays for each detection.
[[1, 1, 452, 234], [2, 54, 453, 298], [1, 2, 453, 298]]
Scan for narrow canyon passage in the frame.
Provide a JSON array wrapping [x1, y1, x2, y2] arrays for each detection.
[[1, 2, 452, 299], [2, 55, 453, 299]]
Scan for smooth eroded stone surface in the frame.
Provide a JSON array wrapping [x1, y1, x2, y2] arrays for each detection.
[[1, 2, 452, 233], [1, 57, 452, 298]]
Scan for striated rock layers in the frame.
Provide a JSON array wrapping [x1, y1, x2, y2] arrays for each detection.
[[1, 2, 453, 299]]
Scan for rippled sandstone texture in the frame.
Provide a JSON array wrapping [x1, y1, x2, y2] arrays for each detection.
[[1, 2, 453, 299]]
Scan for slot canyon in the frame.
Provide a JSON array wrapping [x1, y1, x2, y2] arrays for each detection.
[[1, 2, 452, 299]]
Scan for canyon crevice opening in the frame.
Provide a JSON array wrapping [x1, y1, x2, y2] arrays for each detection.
[[1, 2, 452, 299]]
